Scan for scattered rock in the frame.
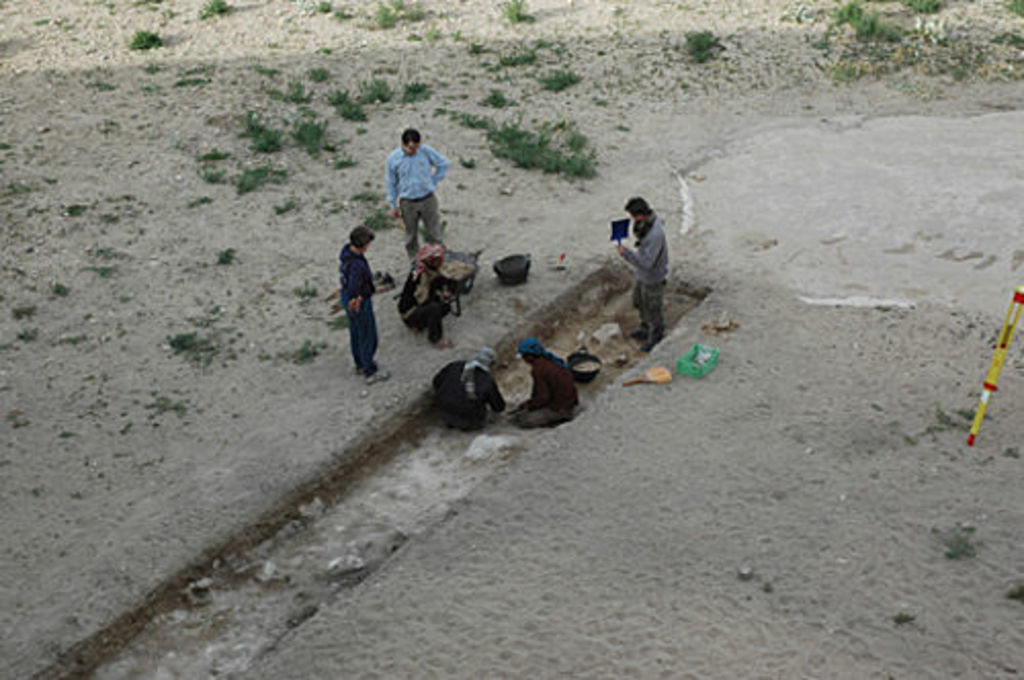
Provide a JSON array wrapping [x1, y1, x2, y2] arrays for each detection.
[[255, 560, 277, 583], [590, 322, 623, 346], [465, 434, 517, 462], [182, 577, 214, 606], [737, 564, 755, 581], [298, 496, 325, 519]]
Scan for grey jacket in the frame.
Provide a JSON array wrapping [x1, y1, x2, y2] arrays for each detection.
[[622, 213, 668, 285]]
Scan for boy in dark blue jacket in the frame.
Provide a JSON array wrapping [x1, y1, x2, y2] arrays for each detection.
[[339, 226, 389, 384]]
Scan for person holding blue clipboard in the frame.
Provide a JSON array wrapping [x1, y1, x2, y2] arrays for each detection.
[[614, 197, 669, 352]]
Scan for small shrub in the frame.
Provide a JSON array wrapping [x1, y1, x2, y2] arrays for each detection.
[[188, 196, 213, 208], [65, 204, 88, 217], [282, 80, 312, 104], [358, 78, 393, 104], [235, 165, 287, 195], [17, 328, 39, 342], [1010, 0, 1024, 16], [363, 209, 393, 231], [287, 340, 327, 364], [402, 81, 431, 103], [486, 120, 597, 179], [501, 0, 535, 23], [294, 281, 318, 301], [217, 248, 236, 265], [317, 2, 332, 12], [334, 155, 358, 169], [835, 2, 902, 41], [128, 31, 163, 51], [199, 0, 230, 19], [481, 89, 510, 107], [940, 526, 978, 560], [459, 157, 476, 169], [84, 265, 117, 278], [499, 49, 537, 67], [893, 612, 916, 625], [243, 111, 284, 153], [308, 67, 331, 83], [903, 0, 941, 12], [992, 32, 1024, 48], [685, 30, 724, 63], [455, 112, 493, 129], [274, 199, 297, 215], [374, 2, 399, 28], [327, 316, 349, 330], [327, 90, 367, 121], [1008, 583, 1024, 602], [146, 395, 188, 417], [352, 191, 381, 202], [51, 283, 69, 296], [468, 43, 486, 55], [538, 70, 581, 92], [291, 118, 329, 155], [198, 149, 230, 162], [199, 165, 226, 183], [334, 8, 354, 20], [12, 305, 36, 320]]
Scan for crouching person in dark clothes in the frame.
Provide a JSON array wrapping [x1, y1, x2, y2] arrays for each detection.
[[432, 347, 506, 430], [511, 337, 579, 428], [398, 244, 456, 348]]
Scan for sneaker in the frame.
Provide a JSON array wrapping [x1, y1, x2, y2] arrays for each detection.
[[364, 369, 391, 385], [639, 336, 663, 353], [628, 328, 648, 341]]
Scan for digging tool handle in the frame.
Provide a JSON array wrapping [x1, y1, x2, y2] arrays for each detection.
[[621, 377, 649, 387]]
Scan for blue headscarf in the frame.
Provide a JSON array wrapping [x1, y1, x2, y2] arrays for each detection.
[[517, 337, 567, 369]]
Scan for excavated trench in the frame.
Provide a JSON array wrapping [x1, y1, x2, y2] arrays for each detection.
[[48, 264, 708, 679]]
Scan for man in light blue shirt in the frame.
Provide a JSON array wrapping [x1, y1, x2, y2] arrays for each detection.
[[386, 128, 451, 260]]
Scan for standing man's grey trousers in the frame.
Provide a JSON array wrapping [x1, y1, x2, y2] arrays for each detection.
[[400, 192, 442, 260]]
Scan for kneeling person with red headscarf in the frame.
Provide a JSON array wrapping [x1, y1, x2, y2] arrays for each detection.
[[398, 244, 457, 348]]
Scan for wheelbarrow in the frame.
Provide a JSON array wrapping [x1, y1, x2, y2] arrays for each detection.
[[440, 249, 482, 317]]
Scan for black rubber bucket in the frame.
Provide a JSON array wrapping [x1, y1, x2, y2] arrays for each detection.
[[493, 254, 531, 285], [567, 351, 602, 383]]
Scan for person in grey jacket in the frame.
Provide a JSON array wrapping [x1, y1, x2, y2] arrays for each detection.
[[616, 196, 669, 352]]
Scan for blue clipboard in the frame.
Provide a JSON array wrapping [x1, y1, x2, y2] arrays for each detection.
[[611, 219, 630, 245]]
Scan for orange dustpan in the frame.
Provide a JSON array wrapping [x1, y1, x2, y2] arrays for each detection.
[[622, 366, 672, 386]]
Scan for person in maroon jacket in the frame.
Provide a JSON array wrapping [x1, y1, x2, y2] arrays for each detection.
[[512, 337, 579, 428]]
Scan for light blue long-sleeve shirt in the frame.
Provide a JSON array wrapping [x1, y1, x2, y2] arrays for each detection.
[[386, 144, 450, 208]]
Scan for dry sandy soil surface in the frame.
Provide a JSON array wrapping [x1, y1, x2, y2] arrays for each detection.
[[2, 0, 1024, 678]]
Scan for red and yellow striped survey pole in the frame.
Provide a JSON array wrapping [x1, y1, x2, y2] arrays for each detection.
[[967, 284, 1024, 446]]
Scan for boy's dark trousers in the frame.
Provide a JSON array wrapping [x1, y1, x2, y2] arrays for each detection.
[[344, 295, 379, 377]]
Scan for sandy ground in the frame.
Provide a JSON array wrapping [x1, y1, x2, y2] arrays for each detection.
[[1, 0, 1023, 677]]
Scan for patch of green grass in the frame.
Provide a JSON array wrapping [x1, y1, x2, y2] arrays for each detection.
[[56, 335, 88, 346], [252, 65, 280, 77], [459, 157, 476, 169], [402, 81, 431, 103], [146, 394, 188, 417], [903, 0, 941, 12], [1003, 446, 1020, 459], [128, 31, 162, 51], [327, 90, 367, 121], [363, 209, 393, 231], [940, 526, 978, 559], [501, 0, 535, 23], [65, 204, 88, 217], [294, 281, 318, 301], [17, 328, 39, 342], [84, 265, 118, 278], [291, 118, 329, 155], [481, 89, 511, 107], [199, 165, 226, 183], [468, 42, 486, 55], [12, 305, 36, 320], [308, 67, 331, 82], [7, 411, 30, 428], [87, 81, 117, 92], [486, 120, 597, 179], [334, 8, 354, 20], [499, 49, 537, 67], [327, 315, 349, 330], [358, 78, 393, 104], [167, 331, 220, 366], [993, 32, 1024, 48], [685, 30, 724, 63], [198, 148, 230, 162], [274, 199, 298, 215], [276, 80, 312, 104], [538, 69, 581, 91], [893, 612, 916, 625], [199, 0, 230, 19], [188, 196, 213, 208], [317, 2, 332, 13], [334, 155, 358, 169], [51, 283, 69, 297], [371, 0, 423, 28], [243, 111, 284, 153], [1010, 0, 1024, 17], [1008, 583, 1024, 602], [835, 2, 902, 41], [455, 112, 493, 129], [284, 340, 327, 364], [351, 191, 381, 202], [234, 165, 287, 195], [217, 248, 236, 265], [174, 77, 210, 88]]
